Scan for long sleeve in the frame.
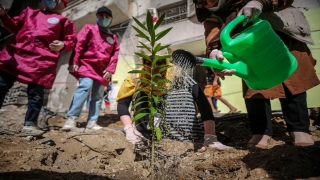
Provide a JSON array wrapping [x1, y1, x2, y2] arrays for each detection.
[[0, 8, 27, 35], [69, 25, 90, 66], [105, 34, 120, 74], [60, 19, 76, 51]]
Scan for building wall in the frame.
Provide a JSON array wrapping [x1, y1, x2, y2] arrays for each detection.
[[45, 0, 320, 113]]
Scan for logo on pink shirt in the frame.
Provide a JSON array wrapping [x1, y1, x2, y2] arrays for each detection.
[[47, 17, 60, 24]]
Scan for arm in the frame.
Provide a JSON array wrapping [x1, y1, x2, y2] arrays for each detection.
[[60, 19, 76, 51], [192, 84, 215, 121], [105, 35, 120, 74], [0, 7, 27, 35], [69, 25, 90, 66], [255, 0, 293, 12]]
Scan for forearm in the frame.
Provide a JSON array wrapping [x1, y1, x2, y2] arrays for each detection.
[[0, 13, 19, 34]]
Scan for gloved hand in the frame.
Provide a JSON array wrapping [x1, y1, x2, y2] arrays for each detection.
[[49, 40, 65, 51], [123, 124, 147, 145], [103, 70, 112, 79], [68, 65, 79, 72], [0, 3, 6, 16], [212, 69, 236, 80], [209, 50, 236, 80], [209, 49, 224, 60], [237, 0, 263, 26]]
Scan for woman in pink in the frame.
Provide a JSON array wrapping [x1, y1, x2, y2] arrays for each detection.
[[0, 0, 76, 133], [62, 6, 120, 131]]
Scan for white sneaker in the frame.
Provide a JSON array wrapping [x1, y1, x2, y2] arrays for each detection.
[[86, 121, 102, 130], [21, 126, 44, 136], [62, 117, 76, 131]]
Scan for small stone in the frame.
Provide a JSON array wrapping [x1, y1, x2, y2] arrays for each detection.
[[20, 165, 31, 171], [99, 165, 105, 170], [142, 169, 150, 178], [60, 138, 66, 143]]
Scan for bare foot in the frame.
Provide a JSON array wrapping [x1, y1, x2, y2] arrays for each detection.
[[228, 108, 240, 114]]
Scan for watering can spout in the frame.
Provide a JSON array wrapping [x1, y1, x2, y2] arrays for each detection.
[[196, 57, 204, 64]]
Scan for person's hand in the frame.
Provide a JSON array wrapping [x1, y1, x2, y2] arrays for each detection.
[[212, 69, 236, 80], [237, 0, 263, 26], [209, 49, 224, 60], [124, 124, 148, 152], [49, 40, 64, 51], [103, 70, 112, 79], [68, 65, 79, 72], [0, 3, 6, 16]]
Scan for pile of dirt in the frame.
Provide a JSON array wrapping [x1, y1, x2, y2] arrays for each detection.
[[0, 105, 319, 179]]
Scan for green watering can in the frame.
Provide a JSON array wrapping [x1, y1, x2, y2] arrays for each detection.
[[171, 15, 297, 90]]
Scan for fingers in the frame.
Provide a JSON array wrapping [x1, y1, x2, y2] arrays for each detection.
[[210, 49, 224, 60], [49, 40, 64, 51], [68, 65, 78, 72]]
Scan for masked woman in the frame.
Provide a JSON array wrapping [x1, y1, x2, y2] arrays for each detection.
[[62, 6, 120, 131], [193, 0, 319, 148], [0, 0, 76, 133]]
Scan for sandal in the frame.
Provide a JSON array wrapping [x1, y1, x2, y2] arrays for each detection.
[[289, 132, 314, 146], [228, 110, 241, 114], [247, 135, 271, 149], [200, 134, 232, 151]]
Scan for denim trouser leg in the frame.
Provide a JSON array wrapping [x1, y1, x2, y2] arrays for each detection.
[[66, 77, 93, 119], [25, 83, 45, 126], [0, 70, 17, 108], [87, 80, 104, 122]]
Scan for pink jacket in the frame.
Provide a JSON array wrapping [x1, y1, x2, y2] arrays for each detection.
[[69, 24, 120, 86], [0, 7, 76, 89]]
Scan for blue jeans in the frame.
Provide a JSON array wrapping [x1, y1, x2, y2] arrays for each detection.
[[66, 77, 104, 122]]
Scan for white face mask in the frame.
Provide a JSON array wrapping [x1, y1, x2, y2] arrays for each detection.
[[207, 0, 226, 12]]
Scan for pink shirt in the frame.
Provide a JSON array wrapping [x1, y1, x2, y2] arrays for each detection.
[[69, 24, 120, 86], [0, 7, 76, 89]]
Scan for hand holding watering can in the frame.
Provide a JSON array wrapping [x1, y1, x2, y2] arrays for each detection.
[[210, 0, 264, 80], [171, 2, 297, 90]]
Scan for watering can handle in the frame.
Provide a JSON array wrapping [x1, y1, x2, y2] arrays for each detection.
[[220, 15, 261, 47], [220, 15, 245, 46]]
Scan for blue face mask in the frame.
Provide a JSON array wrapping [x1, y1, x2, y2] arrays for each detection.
[[42, 0, 57, 9], [96, 17, 111, 27]]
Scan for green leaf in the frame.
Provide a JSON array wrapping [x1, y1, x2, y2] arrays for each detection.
[[139, 41, 151, 53], [128, 70, 151, 77], [153, 43, 162, 55], [154, 13, 166, 30], [150, 107, 156, 116], [132, 87, 150, 99], [135, 34, 150, 41], [146, 11, 154, 34], [133, 112, 149, 122], [134, 52, 151, 61], [133, 107, 148, 116], [155, 27, 173, 41], [152, 95, 159, 105], [157, 79, 171, 84], [158, 44, 171, 51], [131, 100, 148, 110], [132, 25, 149, 40], [156, 55, 172, 60], [132, 16, 147, 31], [139, 78, 151, 84]]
